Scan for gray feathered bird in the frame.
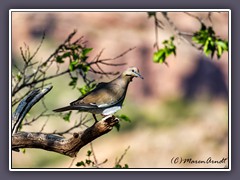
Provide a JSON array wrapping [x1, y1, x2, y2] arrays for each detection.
[[53, 67, 143, 122]]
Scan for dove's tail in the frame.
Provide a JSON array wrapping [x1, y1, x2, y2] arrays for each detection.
[[53, 106, 78, 112]]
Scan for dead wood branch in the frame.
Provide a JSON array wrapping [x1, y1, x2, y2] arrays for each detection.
[[12, 115, 119, 157]]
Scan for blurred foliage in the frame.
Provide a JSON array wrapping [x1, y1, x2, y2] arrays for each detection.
[[153, 36, 176, 64], [192, 23, 228, 59], [76, 150, 97, 168], [117, 96, 227, 133], [62, 111, 72, 122], [114, 114, 131, 131], [75, 146, 130, 168], [149, 12, 228, 64], [78, 82, 97, 96]]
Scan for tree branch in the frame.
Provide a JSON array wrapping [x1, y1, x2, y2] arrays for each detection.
[[12, 115, 119, 158]]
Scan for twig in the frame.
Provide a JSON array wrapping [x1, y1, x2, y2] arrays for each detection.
[[13, 69, 70, 95], [160, 12, 200, 49], [90, 47, 136, 65], [68, 156, 77, 168], [39, 118, 49, 132], [39, 30, 77, 68], [184, 12, 204, 24], [115, 146, 130, 166], [90, 142, 99, 168], [28, 32, 45, 62], [22, 110, 47, 126]]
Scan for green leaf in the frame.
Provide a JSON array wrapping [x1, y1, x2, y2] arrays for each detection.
[[56, 56, 64, 63], [69, 63, 74, 72], [21, 148, 26, 154], [118, 114, 131, 123], [153, 50, 165, 63], [115, 164, 122, 168], [77, 83, 96, 96], [82, 48, 93, 57], [69, 60, 79, 72], [82, 64, 90, 73], [78, 86, 87, 96], [16, 72, 22, 81], [203, 39, 210, 55], [114, 164, 129, 168], [216, 40, 228, 51], [87, 150, 92, 157], [63, 111, 72, 122], [69, 77, 78, 89], [73, 53, 79, 60], [200, 23, 206, 31], [85, 159, 92, 165], [159, 52, 166, 63], [153, 36, 176, 64], [216, 44, 223, 58], [172, 46, 176, 56], [114, 123, 121, 131], [62, 52, 71, 58], [153, 51, 160, 63], [76, 161, 85, 167]]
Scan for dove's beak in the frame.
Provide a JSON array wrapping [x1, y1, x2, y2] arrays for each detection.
[[134, 72, 144, 79]]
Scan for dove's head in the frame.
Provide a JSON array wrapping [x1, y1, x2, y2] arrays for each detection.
[[122, 67, 144, 80]]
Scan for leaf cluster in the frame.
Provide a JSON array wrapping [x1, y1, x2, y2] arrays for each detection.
[[153, 36, 176, 64], [76, 150, 95, 167], [192, 23, 228, 59]]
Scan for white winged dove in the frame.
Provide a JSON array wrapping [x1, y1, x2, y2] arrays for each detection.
[[53, 67, 143, 122]]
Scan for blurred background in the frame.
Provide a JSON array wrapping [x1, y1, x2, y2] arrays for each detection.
[[11, 11, 229, 168]]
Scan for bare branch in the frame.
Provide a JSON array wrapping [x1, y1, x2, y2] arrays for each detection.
[[39, 30, 77, 68], [12, 115, 119, 158], [94, 47, 136, 63], [13, 69, 69, 95], [160, 12, 200, 49], [28, 32, 45, 62]]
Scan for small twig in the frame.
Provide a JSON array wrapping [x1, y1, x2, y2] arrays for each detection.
[[28, 32, 45, 62], [154, 14, 160, 50], [13, 69, 69, 95], [22, 110, 47, 126], [68, 156, 77, 168], [39, 118, 49, 132], [89, 67, 119, 76], [115, 146, 130, 166], [90, 47, 136, 64], [90, 142, 99, 168], [184, 12, 204, 24]]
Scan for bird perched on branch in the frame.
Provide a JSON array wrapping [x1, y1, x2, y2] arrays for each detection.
[[53, 67, 143, 122]]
